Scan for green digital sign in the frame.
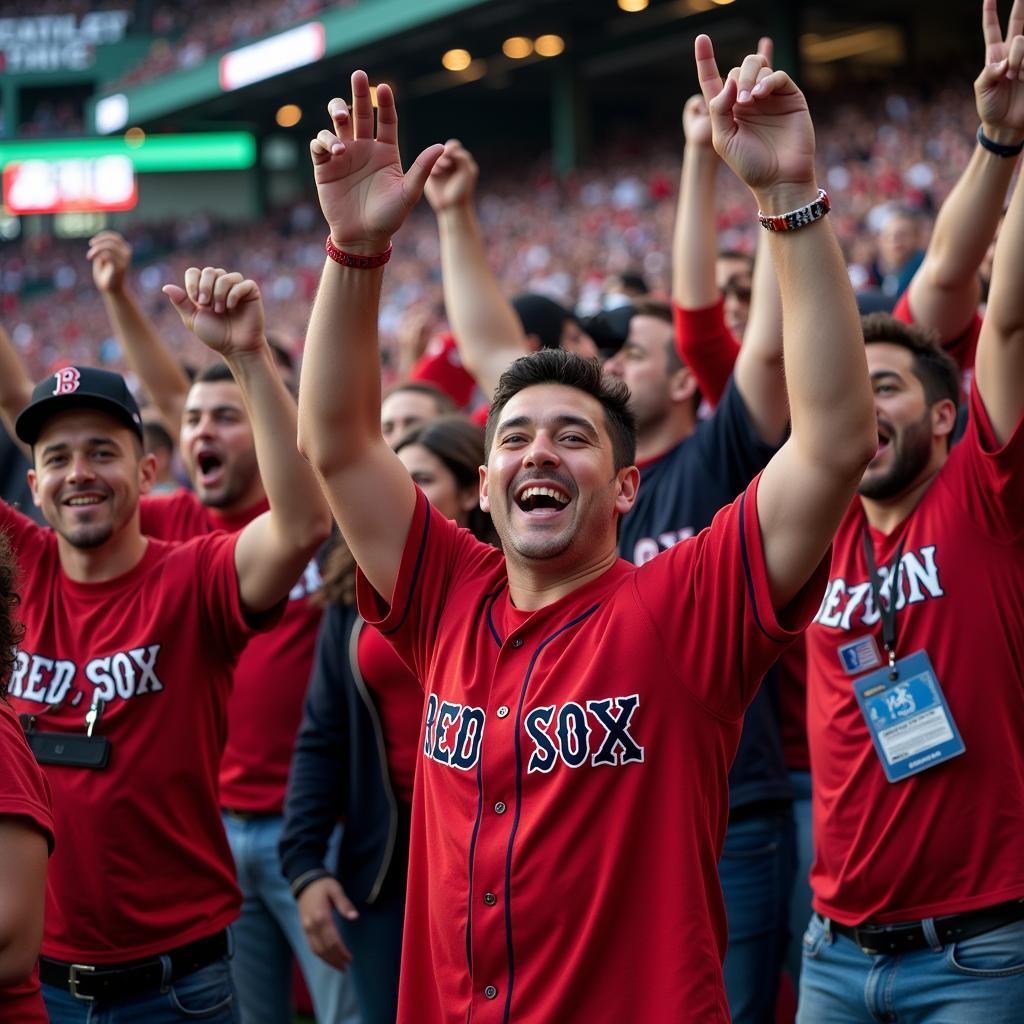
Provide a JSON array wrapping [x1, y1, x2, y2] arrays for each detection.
[[0, 133, 256, 172]]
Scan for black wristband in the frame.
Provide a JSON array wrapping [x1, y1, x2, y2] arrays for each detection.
[[977, 124, 1024, 158]]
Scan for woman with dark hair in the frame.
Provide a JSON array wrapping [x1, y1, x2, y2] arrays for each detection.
[[0, 533, 54, 1022], [280, 416, 496, 1024]]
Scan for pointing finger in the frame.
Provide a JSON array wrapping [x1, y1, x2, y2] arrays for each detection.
[[694, 35, 724, 107], [351, 70, 374, 140], [757, 36, 774, 65], [983, 0, 1005, 64]]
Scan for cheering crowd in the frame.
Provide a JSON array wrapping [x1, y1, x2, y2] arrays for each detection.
[[1, 3, 1023, 1023]]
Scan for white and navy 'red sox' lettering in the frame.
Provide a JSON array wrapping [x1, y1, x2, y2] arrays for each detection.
[[422, 692, 645, 774], [814, 545, 945, 632], [52, 366, 81, 395], [8, 645, 165, 705]]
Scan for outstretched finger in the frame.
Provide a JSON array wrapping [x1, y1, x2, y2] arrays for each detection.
[[694, 35, 724, 106], [403, 143, 446, 204], [376, 83, 398, 146], [1010, 0, 1024, 44], [983, 0, 1005, 64], [758, 36, 774, 65], [351, 70, 374, 140]]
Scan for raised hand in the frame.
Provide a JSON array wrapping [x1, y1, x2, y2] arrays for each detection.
[[424, 138, 480, 212], [310, 71, 444, 255], [977, 0, 1024, 142], [87, 230, 132, 294], [162, 268, 265, 358], [686, 39, 772, 151], [694, 34, 815, 203]]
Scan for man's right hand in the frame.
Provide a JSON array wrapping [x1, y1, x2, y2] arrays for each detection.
[[297, 876, 358, 972], [86, 231, 132, 294], [310, 70, 444, 255], [424, 139, 480, 212], [976, 0, 1024, 146]]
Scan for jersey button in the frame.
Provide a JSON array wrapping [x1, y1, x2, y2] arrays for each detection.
[[494, 801, 507, 814], [484, 892, 497, 906], [510, 637, 524, 648], [484, 985, 498, 1000], [496, 706, 510, 719]]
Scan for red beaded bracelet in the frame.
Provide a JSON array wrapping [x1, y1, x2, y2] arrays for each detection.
[[325, 234, 393, 268]]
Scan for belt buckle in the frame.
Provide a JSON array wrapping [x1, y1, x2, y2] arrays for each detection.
[[855, 929, 881, 956], [68, 963, 96, 1001]]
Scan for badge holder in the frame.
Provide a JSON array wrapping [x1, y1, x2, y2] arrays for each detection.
[[21, 697, 110, 769], [854, 531, 965, 783]]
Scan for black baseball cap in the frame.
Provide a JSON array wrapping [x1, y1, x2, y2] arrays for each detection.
[[581, 304, 635, 360], [15, 366, 144, 446], [511, 293, 577, 350]]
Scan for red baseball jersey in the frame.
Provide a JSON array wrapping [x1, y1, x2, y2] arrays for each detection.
[[3, 503, 265, 962], [806, 385, 1024, 925], [357, 476, 826, 1023], [140, 489, 322, 813], [0, 696, 54, 1022]]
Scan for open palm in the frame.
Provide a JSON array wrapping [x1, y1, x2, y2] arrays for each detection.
[[311, 72, 443, 251]]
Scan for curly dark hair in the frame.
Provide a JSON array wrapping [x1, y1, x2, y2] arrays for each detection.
[[0, 531, 24, 701]]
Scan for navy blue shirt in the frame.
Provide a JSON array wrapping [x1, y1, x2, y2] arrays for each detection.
[[619, 379, 792, 809]]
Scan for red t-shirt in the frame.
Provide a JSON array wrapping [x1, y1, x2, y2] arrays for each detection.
[[3, 504, 262, 962], [140, 489, 322, 813], [357, 478, 827, 1023], [806, 385, 1024, 925], [0, 698, 54, 1022], [357, 624, 422, 806]]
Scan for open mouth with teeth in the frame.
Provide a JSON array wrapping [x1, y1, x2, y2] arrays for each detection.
[[63, 493, 106, 510], [514, 484, 571, 516]]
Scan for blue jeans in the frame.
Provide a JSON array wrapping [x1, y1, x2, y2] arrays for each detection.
[[44, 957, 238, 1023], [720, 808, 797, 1024], [223, 813, 360, 1024], [798, 913, 1024, 1023], [786, 769, 814, 985]]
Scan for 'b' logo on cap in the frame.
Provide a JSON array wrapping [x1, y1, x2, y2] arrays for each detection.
[[52, 367, 81, 396]]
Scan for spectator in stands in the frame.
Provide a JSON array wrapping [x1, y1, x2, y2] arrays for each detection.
[[141, 417, 178, 494], [870, 206, 925, 300]]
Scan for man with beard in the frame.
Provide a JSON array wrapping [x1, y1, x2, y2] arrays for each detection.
[[798, 230, 1024, 1017], [296, 39, 876, 1021], [86, 231, 361, 1024], [3, 268, 333, 1022]]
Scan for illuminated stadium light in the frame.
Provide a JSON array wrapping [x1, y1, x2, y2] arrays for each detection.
[[535, 35, 565, 58], [711, 0, 736, 5], [617, 0, 649, 11], [95, 93, 128, 135], [276, 105, 303, 128], [442, 48, 472, 72], [0, 134, 257, 173], [123, 127, 145, 148], [219, 22, 326, 92], [502, 36, 533, 59]]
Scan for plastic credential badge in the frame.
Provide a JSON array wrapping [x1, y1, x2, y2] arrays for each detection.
[[852, 650, 965, 783]]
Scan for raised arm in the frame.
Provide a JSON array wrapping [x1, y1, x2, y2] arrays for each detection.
[[164, 270, 332, 614], [696, 36, 876, 609], [0, 325, 33, 458], [973, 27, 1024, 445], [423, 140, 529, 397], [88, 231, 192, 435], [297, 72, 444, 600], [903, 0, 1024, 343]]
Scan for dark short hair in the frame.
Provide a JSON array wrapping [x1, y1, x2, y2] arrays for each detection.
[[485, 349, 637, 470], [0, 532, 24, 701], [861, 313, 960, 408], [143, 420, 174, 454], [265, 334, 295, 373], [383, 380, 456, 416], [193, 361, 236, 386]]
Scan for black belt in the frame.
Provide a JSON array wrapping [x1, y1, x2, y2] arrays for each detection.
[[823, 899, 1024, 956], [40, 930, 228, 1002]]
